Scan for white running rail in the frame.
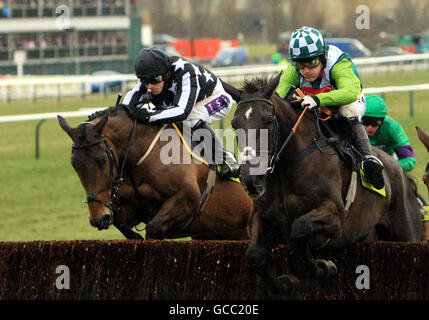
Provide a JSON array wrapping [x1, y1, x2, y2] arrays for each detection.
[[1, 53, 429, 102]]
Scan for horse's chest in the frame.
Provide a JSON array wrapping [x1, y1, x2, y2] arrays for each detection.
[[284, 194, 315, 214], [137, 183, 164, 201]]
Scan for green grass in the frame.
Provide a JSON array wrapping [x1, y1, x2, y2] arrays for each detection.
[[1, 70, 428, 241]]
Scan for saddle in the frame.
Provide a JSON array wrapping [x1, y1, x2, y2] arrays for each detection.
[[287, 100, 385, 211], [286, 101, 360, 171], [318, 110, 361, 171]]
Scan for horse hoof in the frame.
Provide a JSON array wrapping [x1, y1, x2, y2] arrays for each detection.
[[145, 223, 164, 240], [246, 247, 268, 268], [314, 259, 337, 280], [275, 275, 300, 297]]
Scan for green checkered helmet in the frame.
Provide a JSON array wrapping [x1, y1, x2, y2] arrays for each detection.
[[289, 26, 325, 60], [365, 95, 387, 119]]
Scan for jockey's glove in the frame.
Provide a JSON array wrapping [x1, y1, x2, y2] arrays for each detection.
[[301, 95, 320, 110], [141, 92, 152, 105], [130, 106, 151, 123]]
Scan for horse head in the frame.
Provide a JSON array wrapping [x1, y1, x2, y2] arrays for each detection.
[[58, 112, 118, 230], [416, 126, 429, 193], [227, 73, 305, 199]]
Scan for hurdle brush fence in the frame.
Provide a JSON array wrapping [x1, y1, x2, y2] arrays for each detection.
[[0, 240, 427, 300]]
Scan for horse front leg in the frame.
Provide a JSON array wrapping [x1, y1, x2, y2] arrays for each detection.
[[113, 219, 144, 240], [246, 210, 300, 297], [290, 200, 341, 280], [145, 188, 200, 240], [112, 202, 144, 240]]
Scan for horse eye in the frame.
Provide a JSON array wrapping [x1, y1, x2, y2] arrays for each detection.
[[97, 157, 107, 168], [263, 115, 273, 126]]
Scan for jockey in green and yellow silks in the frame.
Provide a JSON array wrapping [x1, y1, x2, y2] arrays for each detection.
[[276, 26, 384, 189]]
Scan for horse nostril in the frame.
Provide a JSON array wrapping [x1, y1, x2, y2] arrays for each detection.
[[103, 214, 113, 225], [89, 214, 113, 230]]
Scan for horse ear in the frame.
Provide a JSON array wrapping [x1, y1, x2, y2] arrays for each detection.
[[263, 71, 282, 99], [221, 79, 242, 102], [57, 115, 74, 140], [416, 126, 429, 152], [94, 112, 109, 135]]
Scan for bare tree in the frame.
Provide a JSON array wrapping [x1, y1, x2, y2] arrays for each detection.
[[266, 0, 286, 41], [187, 0, 215, 38], [216, 1, 241, 39], [393, 0, 429, 35]]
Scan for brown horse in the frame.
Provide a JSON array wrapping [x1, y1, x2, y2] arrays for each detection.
[[416, 126, 429, 196], [223, 75, 423, 296], [58, 105, 253, 240]]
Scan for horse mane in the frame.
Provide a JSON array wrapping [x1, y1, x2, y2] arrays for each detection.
[[87, 106, 117, 121], [87, 104, 133, 122], [241, 76, 271, 93]]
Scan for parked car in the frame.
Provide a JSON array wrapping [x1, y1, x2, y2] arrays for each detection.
[[373, 46, 408, 57], [152, 34, 179, 54], [325, 38, 371, 58], [211, 47, 248, 67], [153, 34, 177, 46], [90, 70, 123, 93]]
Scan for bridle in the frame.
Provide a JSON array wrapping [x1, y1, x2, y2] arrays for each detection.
[[236, 97, 280, 174], [73, 119, 137, 213], [236, 96, 330, 175]]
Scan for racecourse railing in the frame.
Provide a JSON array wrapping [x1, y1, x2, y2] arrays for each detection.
[[1, 53, 429, 102], [1, 81, 429, 159]]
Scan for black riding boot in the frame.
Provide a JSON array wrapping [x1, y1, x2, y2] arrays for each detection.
[[202, 123, 240, 179], [349, 117, 385, 189]]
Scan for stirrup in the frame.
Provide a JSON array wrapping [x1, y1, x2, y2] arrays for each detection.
[[361, 155, 384, 189], [362, 155, 384, 168], [219, 163, 240, 179]]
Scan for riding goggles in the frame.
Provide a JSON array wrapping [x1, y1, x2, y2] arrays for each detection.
[[140, 74, 164, 85], [361, 116, 384, 127], [294, 58, 321, 70]]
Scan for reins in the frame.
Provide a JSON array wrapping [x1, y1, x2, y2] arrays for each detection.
[[267, 88, 338, 173], [237, 88, 335, 175]]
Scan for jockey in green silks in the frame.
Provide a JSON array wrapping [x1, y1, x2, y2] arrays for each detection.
[[362, 95, 429, 241], [276, 26, 385, 189], [363, 95, 416, 172]]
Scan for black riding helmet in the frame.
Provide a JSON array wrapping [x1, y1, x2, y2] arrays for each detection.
[[135, 48, 171, 79]]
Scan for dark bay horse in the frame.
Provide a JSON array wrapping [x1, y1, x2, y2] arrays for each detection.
[[223, 75, 422, 295], [416, 126, 429, 242], [58, 105, 253, 240], [416, 126, 429, 196]]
